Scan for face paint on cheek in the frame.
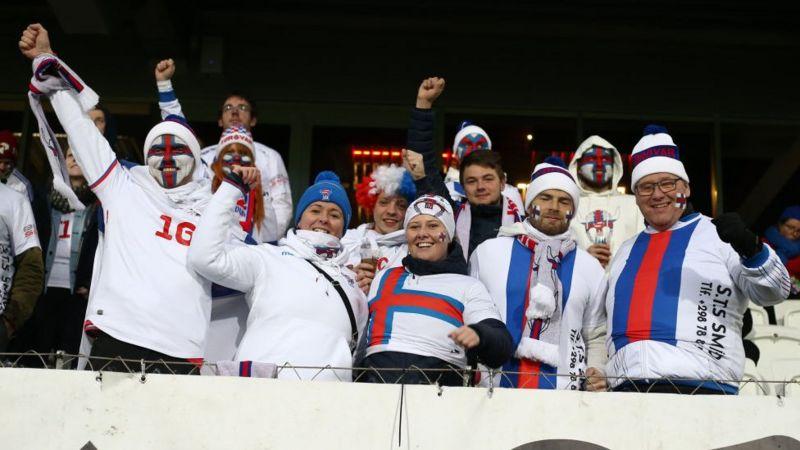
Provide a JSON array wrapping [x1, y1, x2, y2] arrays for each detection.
[[437, 232, 447, 242], [566, 210, 574, 221], [674, 192, 687, 210]]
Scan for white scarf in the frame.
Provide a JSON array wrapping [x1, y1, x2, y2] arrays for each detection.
[[28, 54, 95, 211], [455, 193, 522, 259], [280, 229, 350, 268], [498, 220, 576, 367], [351, 223, 406, 253]]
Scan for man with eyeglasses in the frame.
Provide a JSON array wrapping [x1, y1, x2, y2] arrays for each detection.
[[154, 59, 292, 242], [604, 125, 790, 394]]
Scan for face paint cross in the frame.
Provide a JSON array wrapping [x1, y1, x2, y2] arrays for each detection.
[[221, 151, 254, 174], [456, 133, 490, 159], [147, 134, 195, 188], [578, 146, 614, 187]]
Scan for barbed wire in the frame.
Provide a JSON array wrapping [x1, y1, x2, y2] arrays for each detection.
[[0, 351, 796, 396]]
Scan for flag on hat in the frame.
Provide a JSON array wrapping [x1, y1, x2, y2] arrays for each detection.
[[524, 157, 580, 211], [630, 124, 689, 190]]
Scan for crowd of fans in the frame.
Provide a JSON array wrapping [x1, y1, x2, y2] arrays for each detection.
[[0, 24, 795, 394]]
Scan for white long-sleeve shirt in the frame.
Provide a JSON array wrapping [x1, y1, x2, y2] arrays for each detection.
[[50, 89, 211, 359], [605, 213, 791, 393], [188, 182, 367, 381]]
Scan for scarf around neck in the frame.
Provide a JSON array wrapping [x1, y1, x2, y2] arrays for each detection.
[[455, 193, 522, 259], [402, 242, 468, 276], [497, 220, 576, 349]]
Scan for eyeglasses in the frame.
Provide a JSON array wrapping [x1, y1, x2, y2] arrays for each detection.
[[635, 177, 682, 196], [222, 104, 251, 113]]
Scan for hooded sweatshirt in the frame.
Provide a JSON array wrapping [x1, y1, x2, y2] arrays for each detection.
[[568, 135, 645, 257]]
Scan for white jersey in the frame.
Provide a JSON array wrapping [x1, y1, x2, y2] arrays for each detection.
[[568, 136, 645, 257], [188, 182, 368, 381], [48, 211, 73, 289], [605, 213, 791, 393], [3, 169, 33, 202], [365, 266, 500, 367], [0, 183, 40, 315], [51, 89, 211, 359], [469, 236, 607, 389], [341, 223, 408, 270], [201, 142, 291, 242]]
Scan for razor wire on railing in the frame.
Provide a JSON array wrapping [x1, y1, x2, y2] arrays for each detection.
[[0, 351, 796, 396]]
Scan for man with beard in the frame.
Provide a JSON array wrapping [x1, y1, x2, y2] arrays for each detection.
[[568, 135, 645, 268], [470, 157, 608, 390]]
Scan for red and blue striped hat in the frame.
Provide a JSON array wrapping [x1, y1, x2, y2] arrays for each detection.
[[524, 156, 580, 210]]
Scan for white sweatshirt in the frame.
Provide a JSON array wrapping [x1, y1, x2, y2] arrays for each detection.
[[605, 213, 791, 393], [188, 182, 368, 381]]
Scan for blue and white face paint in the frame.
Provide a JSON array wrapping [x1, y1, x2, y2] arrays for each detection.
[[146, 134, 195, 188]]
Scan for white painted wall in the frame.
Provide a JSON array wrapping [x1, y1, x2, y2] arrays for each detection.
[[0, 368, 798, 450]]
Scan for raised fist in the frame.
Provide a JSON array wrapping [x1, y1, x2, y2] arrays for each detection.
[[402, 149, 425, 180], [415, 77, 445, 109], [19, 23, 53, 60], [712, 212, 760, 259], [155, 58, 175, 82]]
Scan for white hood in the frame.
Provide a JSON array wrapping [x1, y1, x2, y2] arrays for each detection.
[[568, 135, 623, 196]]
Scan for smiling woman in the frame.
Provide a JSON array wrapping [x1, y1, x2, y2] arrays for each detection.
[[188, 169, 368, 381], [357, 195, 514, 386]]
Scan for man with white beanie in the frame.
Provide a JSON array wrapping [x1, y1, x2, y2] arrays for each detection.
[[605, 124, 791, 394], [568, 135, 645, 267], [469, 157, 608, 390], [20, 24, 212, 373]]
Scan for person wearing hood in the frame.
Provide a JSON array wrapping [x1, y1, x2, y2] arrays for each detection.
[[444, 122, 524, 208], [343, 164, 416, 292], [188, 171, 368, 381], [568, 135, 645, 268], [360, 194, 513, 385], [469, 157, 608, 390], [605, 125, 790, 394], [404, 78, 524, 260], [20, 24, 212, 373]]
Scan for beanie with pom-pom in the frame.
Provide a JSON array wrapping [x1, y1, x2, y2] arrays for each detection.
[[295, 171, 352, 228], [524, 156, 580, 211], [630, 124, 689, 190]]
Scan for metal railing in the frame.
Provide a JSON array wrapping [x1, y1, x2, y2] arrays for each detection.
[[1, 351, 796, 396]]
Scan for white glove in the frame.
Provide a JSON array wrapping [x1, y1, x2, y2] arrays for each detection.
[[526, 282, 556, 320], [514, 337, 559, 368]]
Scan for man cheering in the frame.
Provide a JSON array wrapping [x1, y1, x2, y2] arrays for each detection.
[[606, 125, 790, 394]]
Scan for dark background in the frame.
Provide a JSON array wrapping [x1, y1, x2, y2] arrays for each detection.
[[0, 0, 798, 230]]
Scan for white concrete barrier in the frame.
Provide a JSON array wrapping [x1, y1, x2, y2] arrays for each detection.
[[0, 368, 798, 449]]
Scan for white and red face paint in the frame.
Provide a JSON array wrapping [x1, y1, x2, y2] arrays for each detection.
[[220, 151, 253, 174], [674, 192, 687, 210], [147, 134, 195, 188], [577, 146, 614, 187]]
